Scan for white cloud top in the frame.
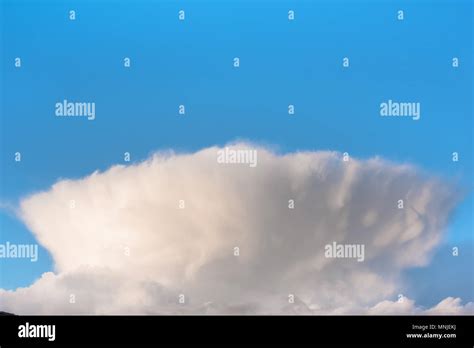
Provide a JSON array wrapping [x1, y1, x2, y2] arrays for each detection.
[[1, 143, 471, 314]]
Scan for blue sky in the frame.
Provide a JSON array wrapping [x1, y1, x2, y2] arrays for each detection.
[[1, 0, 472, 308]]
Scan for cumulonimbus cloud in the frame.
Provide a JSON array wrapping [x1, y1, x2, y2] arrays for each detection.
[[0, 143, 471, 314]]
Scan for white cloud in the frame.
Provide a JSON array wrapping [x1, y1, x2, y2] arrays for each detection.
[[0, 143, 470, 314], [423, 297, 474, 315], [365, 296, 474, 315]]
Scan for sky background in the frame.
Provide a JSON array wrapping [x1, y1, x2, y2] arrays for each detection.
[[1, 0, 473, 309]]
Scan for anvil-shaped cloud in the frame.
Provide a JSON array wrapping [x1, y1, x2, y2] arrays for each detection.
[[0, 143, 472, 314]]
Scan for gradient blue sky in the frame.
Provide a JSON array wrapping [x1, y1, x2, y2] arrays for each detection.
[[1, 0, 473, 307]]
